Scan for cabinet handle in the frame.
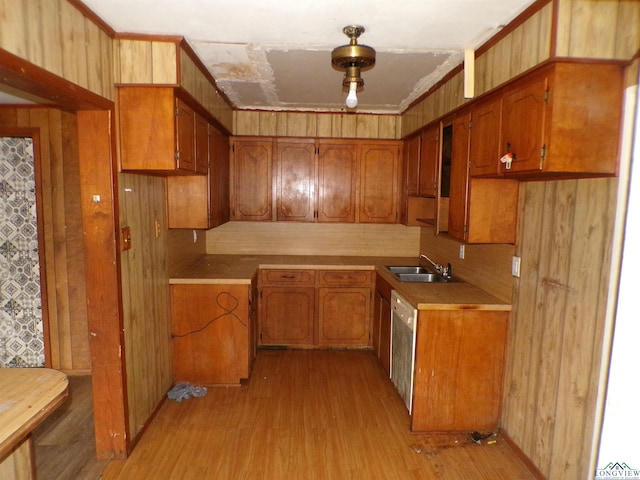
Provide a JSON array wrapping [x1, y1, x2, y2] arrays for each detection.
[[281, 275, 295, 279]]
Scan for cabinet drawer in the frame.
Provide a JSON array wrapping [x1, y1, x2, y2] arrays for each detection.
[[318, 270, 373, 286], [261, 269, 315, 286]]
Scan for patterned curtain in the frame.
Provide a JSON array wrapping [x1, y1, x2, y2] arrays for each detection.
[[0, 137, 44, 367]]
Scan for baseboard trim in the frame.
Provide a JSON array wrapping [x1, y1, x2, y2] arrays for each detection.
[[501, 430, 547, 479]]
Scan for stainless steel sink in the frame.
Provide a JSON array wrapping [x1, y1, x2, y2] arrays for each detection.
[[395, 272, 450, 283], [385, 266, 432, 275], [384, 265, 456, 283]]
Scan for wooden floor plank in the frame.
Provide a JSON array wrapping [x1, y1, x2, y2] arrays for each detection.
[[99, 350, 537, 480]]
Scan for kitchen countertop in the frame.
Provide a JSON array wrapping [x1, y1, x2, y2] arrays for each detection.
[[170, 254, 511, 311]]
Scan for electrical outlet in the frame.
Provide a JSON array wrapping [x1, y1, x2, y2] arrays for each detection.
[[512, 256, 521, 277], [459, 245, 465, 259]]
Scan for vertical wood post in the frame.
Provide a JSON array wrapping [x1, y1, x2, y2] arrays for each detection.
[[76, 110, 129, 459]]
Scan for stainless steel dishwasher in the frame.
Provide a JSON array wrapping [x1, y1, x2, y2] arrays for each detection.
[[390, 290, 417, 414]]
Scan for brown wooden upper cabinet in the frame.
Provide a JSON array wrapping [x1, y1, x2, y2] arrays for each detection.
[[359, 142, 401, 224], [316, 140, 359, 223], [419, 125, 439, 197], [167, 126, 231, 229], [118, 87, 209, 174], [468, 93, 502, 177], [235, 137, 400, 224], [490, 61, 623, 178], [404, 133, 421, 197], [231, 137, 273, 221], [275, 139, 317, 222], [442, 113, 519, 245]]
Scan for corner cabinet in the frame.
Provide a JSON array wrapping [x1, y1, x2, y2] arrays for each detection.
[[171, 283, 253, 385], [494, 61, 623, 178], [118, 87, 208, 174], [444, 113, 519, 244], [167, 126, 230, 229], [411, 309, 509, 432]]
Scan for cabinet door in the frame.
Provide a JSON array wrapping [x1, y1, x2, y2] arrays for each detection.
[[167, 128, 230, 229], [359, 142, 400, 224], [194, 113, 209, 175], [175, 98, 196, 172], [171, 284, 250, 385], [209, 128, 230, 227], [501, 72, 547, 174], [167, 175, 209, 229], [411, 310, 508, 432], [446, 114, 471, 241], [118, 87, 177, 172], [469, 95, 502, 177], [231, 138, 272, 221], [404, 133, 421, 197], [419, 125, 439, 197], [317, 287, 371, 347], [317, 141, 358, 223], [275, 139, 316, 222], [260, 286, 315, 346]]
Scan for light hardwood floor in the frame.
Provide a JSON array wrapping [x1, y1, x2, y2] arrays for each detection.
[[34, 376, 109, 480], [100, 350, 537, 479]]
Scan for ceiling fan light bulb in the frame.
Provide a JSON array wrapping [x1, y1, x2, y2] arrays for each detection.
[[346, 81, 358, 108]]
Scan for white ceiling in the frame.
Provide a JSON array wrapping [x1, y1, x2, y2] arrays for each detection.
[[4, 1, 538, 113]]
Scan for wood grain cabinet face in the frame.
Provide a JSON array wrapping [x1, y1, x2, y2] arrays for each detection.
[[404, 133, 421, 198], [118, 87, 206, 174], [373, 274, 392, 377], [167, 126, 230, 229], [411, 310, 509, 432], [275, 139, 316, 222], [231, 138, 273, 221], [499, 62, 622, 178], [317, 141, 358, 223], [359, 143, 401, 224], [259, 270, 316, 346], [419, 125, 439, 197], [443, 114, 519, 245], [171, 284, 251, 385], [258, 269, 374, 348], [469, 94, 502, 177]]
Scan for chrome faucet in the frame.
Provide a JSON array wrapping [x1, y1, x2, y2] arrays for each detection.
[[419, 253, 452, 278]]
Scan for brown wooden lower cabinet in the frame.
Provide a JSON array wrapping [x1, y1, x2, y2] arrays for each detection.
[[373, 274, 392, 377], [259, 269, 374, 348], [260, 286, 316, 346], [170, 283, 253, 385], [411, 309, 509, 432]]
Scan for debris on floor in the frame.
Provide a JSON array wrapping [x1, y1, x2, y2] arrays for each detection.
[[469, 431, 498, 445], [167, 383, 208, 402]]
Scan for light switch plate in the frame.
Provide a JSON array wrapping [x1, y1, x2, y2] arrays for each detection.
[[512, 256, 521, 277], [459, 245, 465, 259]]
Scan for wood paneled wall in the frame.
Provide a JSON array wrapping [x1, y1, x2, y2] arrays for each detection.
[[419, 230, 514, 304], [234, 110, 401, 139], [555, 0, 640, 59], [0, 0, 115, 100], [180, 48, 234, 133], [402, 2, 553, 136], [114, 37, 234, 132], [0, 107, 90, 373], [118, 173, 172, 440], [206, 222, 420, 257], [410, 1, 640, 477], [114, 39, 178, 85], [502, 178, 618, 479], [167, 228, 207, 276]]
